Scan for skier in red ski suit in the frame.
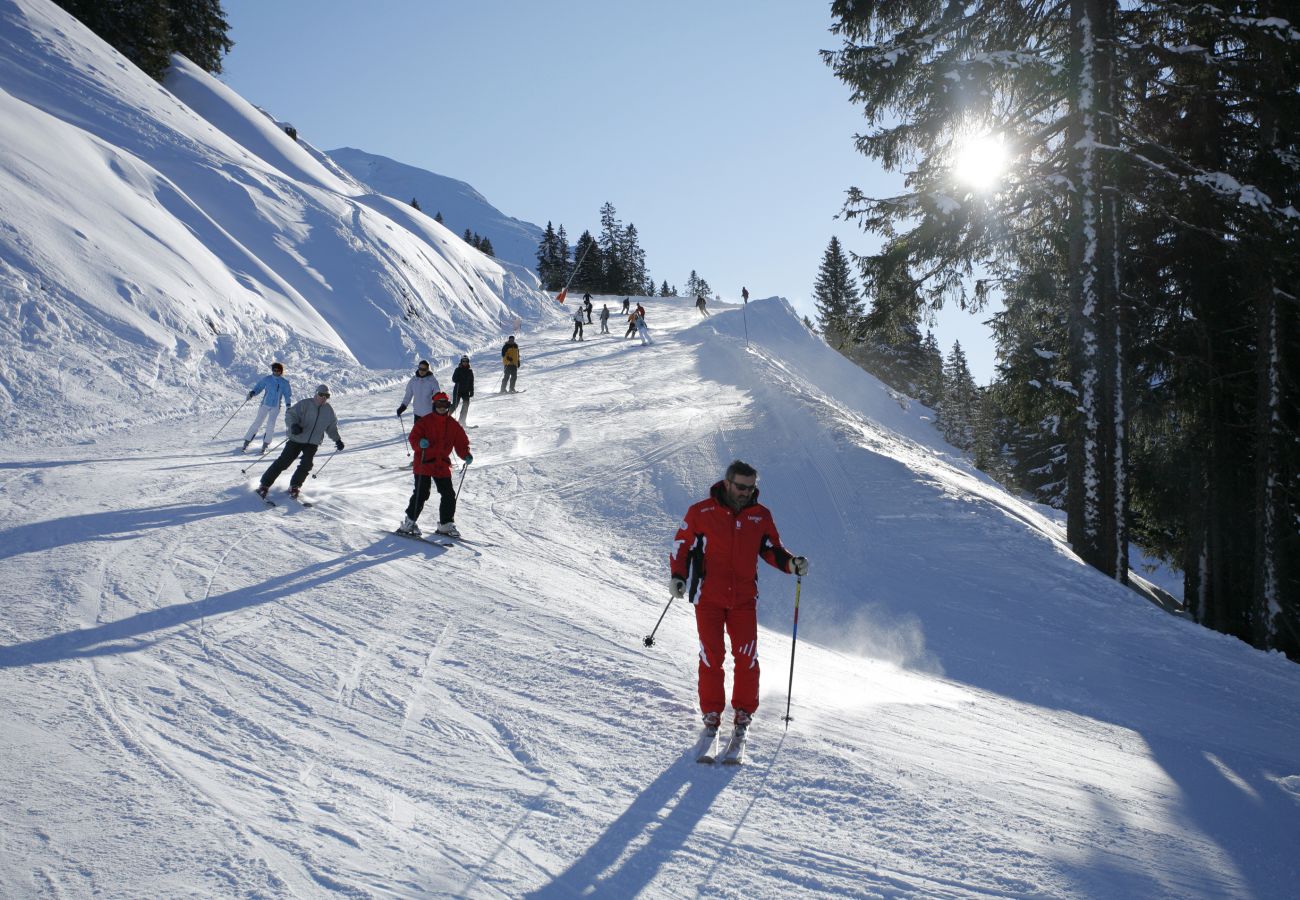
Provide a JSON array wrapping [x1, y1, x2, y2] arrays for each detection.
[[398, 392, 471, 538], [669, 460, 808, 729]]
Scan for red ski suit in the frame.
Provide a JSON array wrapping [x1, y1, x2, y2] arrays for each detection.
[[408, 413, 469, 477], [670, 481, 794, 717]]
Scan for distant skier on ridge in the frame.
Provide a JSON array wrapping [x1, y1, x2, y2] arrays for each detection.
[[669, 460, 808, 759]]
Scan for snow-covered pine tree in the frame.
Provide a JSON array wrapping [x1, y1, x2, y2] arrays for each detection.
[[939, 342, 978, 452], [812, 236, 861, 351], [167, 0, 233, 74]]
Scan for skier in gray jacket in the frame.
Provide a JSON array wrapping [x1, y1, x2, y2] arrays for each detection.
[[256, 384, 343, 500]]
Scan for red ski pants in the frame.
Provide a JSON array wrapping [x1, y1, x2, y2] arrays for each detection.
[[695, 603, 759, 717]]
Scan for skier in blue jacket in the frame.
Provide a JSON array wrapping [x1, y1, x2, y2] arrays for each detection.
[[242, 361, 292, 453]]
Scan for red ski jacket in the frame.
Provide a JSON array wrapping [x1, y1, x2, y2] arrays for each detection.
[[670, 481, 793, 609], [408, 413, 470, 478]]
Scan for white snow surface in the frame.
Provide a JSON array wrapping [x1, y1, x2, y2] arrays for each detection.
[[0, 0, 557, 444], [2, 2, 1300, 898], [329, 147, 547, 278]]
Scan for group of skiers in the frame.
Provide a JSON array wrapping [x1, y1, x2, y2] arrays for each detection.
[[233, 294, 807, 751], [239, 333, 527, 535], [570, 295, 649, 344]]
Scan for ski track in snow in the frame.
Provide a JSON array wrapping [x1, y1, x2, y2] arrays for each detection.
[[1, 298, 1299, 898]]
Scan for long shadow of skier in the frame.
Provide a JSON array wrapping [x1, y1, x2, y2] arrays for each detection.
[[526, 757, 734, 898], [0, 543, 408, 668], [0, 497, 251, 563]]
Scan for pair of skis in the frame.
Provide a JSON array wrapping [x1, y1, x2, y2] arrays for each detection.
[[693, 723, 747, 765], [257, 491, 312, 508]]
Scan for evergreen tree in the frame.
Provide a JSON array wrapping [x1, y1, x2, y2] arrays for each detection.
[[167, 0, 233, 74], [53, 0, 232, 80], [479, 236, 494, 258], [536, 222, 561, 290], [939, 342, 979, 452], [410, 198, 421, 211], [462, 228, 473, 245], [555, 225, 572, 288], [684, 270, 712, 300], [571, 231, 602, 291], [812, 236, 862, 350], [434, 211, 443, 224], [660, 280, 672, 297]]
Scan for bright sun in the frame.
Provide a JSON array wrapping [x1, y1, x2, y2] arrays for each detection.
[[952, 134, 1009, 191]]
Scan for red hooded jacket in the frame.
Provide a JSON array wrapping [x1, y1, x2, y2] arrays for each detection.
[[670, 481, 793, 609], [408, 412, 470, 478]]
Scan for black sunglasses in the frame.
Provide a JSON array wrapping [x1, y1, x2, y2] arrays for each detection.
[[728, 479, 756, 493]]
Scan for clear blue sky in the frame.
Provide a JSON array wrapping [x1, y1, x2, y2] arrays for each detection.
[[218, 0, 997, 381]]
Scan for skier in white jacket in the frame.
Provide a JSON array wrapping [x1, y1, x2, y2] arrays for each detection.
[[396, 360, 441, 422]]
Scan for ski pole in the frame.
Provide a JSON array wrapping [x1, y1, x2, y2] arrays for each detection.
[[782, 575, 802, 728], [240, 437, 285, 474], [397, 414, 410, 457], [311, 448, 338, 479], [642, 593, 676, 648], [213, 396, 251, 440], [454, 459, 470, 501]]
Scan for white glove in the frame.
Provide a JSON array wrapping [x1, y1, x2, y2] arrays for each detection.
[[669, 576, 687, 598], [788, 556, 809, 577]]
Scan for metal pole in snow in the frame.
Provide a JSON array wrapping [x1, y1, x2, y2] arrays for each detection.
[[782, 575, 802, 728]]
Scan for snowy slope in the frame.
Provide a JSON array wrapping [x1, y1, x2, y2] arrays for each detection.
[[2, 296, 1298, 899], [0, 0, 555, 444], [329, 147, 546, 276]]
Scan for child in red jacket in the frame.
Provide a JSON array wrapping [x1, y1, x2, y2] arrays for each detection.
[[398, 392, 471, 537]]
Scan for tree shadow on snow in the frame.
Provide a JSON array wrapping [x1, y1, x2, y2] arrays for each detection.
[[0, 544, 407, 668], [0, 498, 252, 563], [526, 757, 735, 898]]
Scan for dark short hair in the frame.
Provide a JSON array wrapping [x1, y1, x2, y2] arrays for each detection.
[[725, 460, 757, 481]]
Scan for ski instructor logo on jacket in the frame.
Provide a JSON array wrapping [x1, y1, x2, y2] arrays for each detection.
[[669, 460, 808, 733]]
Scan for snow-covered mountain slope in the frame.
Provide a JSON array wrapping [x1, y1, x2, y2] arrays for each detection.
[[2, 297, 1297, 898], [329, 147, 546, 276], [0, 0, 555, 445]]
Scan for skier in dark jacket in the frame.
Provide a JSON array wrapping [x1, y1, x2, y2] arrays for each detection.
[[449, 355, 474, 425], [583, 295, 594, 324], [669, 460, 807, 736]]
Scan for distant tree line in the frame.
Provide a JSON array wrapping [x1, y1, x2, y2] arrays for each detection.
[[54, 0, 233, 81], [537, 202, 684, 297], [822, 4, 1299, 659]]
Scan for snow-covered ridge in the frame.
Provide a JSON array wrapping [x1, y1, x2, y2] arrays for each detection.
[[0, 0, 555, 445]]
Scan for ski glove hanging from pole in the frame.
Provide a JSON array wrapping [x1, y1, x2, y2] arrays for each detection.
[[782, 575, 803, 729], [214, 395, 252, 440]]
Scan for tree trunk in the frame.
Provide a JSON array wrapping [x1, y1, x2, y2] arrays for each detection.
[[1066, 0, 1126, 580]]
